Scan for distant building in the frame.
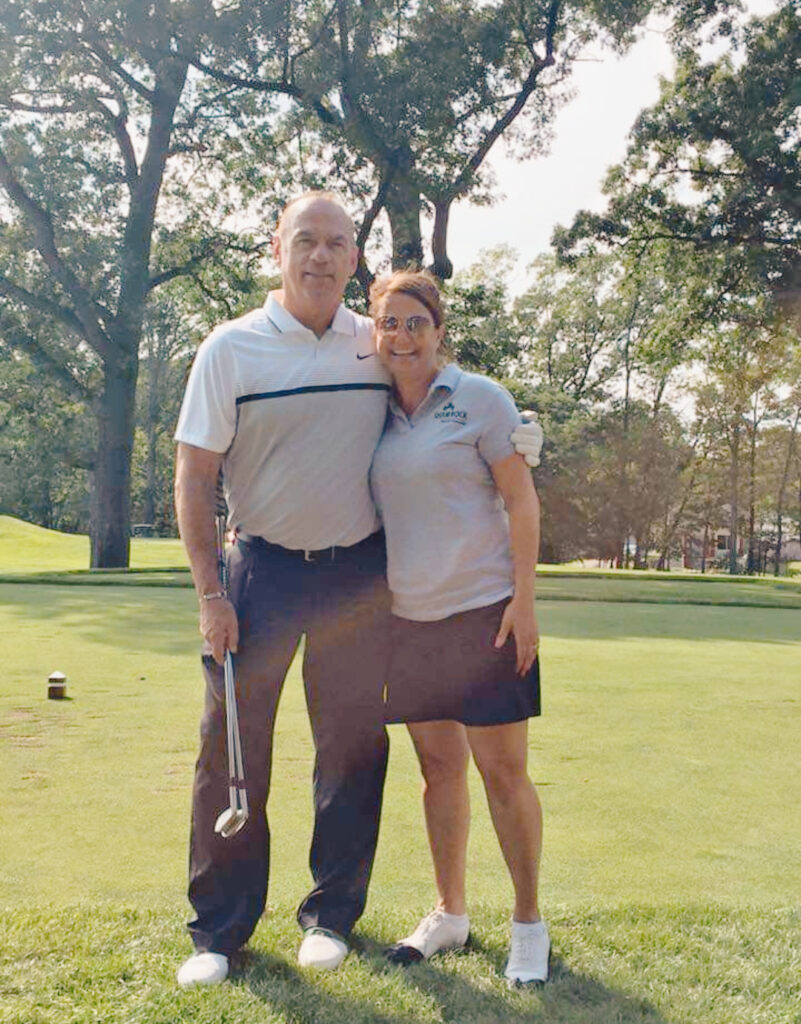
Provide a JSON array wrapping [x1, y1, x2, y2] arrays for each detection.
[[682, 526, 801, 572]]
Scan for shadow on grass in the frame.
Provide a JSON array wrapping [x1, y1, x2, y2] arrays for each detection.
[[237, 934, 671, 1024], [541, 599, 801, 644], [0, 582, 199, 656], [2, 582, 800, 654]]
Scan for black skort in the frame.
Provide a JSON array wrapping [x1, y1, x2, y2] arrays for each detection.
[[385, 599, 541, 726]]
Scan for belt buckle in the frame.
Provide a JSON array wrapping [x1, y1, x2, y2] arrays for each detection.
[[304, 547, 336, 563]]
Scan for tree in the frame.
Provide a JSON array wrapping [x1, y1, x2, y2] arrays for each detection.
[[0, 0, 743, 564], [555, 3, 801, 319], [444, 246, 519, 375], [187, 0, 731, 286], [514, 253, 620, 403], [0, 343, 93, 532], [0, 0, 267, 565]]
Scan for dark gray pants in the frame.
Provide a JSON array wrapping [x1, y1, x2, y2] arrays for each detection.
[[187, 531, 390, 956]]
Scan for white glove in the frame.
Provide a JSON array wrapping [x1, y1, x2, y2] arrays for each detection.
[[510, 411, 543, 468]]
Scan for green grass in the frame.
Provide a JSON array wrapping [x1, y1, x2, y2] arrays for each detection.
[[1, 575, 800, 1023], [0, 515, 188, 572], [4, 515, 801, 608], [2, 904, 799, 1024]]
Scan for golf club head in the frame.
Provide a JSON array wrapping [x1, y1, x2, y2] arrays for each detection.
[[214, 806, 248, 839]]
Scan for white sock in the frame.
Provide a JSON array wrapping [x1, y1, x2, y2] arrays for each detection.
[[511, 918, 546, 933], [440, 910, 469, 925]]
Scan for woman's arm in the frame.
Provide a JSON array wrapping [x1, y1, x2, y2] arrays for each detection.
[[490, 452, 541, 674]]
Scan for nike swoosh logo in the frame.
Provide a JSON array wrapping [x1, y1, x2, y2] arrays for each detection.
[[356, 352, 375, 360]]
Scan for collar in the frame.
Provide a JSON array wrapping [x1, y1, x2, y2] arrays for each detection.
[[430, 363, 462, 394], [264, 293, 356, 337], [388, 363, 463, 418]]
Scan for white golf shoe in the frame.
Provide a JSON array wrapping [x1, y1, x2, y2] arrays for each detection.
[[176, 951, 229, 988], [504, 919, 550, 985], [297, 928, 348, 969], [386, 908, 470, 964]]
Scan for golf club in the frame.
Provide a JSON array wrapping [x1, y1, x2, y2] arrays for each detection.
[[212, 489, 249, 839]]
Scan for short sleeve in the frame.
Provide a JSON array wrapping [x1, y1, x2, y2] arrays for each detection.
[[475, 378, 523, 467], [174, 330, 237, 454]]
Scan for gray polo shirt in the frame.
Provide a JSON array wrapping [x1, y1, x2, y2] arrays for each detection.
[[175, 294, 391, 550], [370, 364, 521, 621]]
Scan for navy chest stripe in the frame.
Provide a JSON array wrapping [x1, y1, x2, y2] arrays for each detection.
[[236, 382, 391, 405]]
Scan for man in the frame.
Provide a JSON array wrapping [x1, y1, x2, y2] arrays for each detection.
[[174, 192, 543, 987]]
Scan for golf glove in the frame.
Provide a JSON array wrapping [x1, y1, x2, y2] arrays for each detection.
[[511, 412, 544, 468]]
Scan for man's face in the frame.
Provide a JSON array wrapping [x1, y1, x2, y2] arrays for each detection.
[[273, 199, 358, 325]]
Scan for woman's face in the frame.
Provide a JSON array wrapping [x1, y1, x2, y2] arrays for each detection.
[[373, 292, 445, 384]]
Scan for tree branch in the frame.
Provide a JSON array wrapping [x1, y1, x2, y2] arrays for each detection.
[[188, 271, 236, 319], [445, 0, 560, 201], [80, 34, 157, 103], [0, 145, 115, 363], [88, 96, 139, 185], [288, 0, 340, 74], [0, 275, 86, 338], [0, 313, 92, 402], [185, 56, 341, 128], [355, 174, 393, 253], [148, 237, 269, 291]]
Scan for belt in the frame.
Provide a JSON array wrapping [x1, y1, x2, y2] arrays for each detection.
[[236, 529, 380, 564]]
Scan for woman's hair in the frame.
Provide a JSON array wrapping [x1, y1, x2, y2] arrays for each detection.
[[368, 269, 446, 327]]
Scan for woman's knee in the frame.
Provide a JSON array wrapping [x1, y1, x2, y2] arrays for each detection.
[[474, 750, 530, 803], [411, 724, 470, 786], [420, 752, 469, 790]]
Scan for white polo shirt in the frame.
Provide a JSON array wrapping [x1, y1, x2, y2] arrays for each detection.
[[175, 294, 391, 550], [369, 364, 521, 621]]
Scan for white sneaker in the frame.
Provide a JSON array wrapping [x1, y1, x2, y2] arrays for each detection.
[[297, 928, 348, 969], [176, 951, 229, 988], [386, 908, 470, 964], [504, 919, 550, 985]]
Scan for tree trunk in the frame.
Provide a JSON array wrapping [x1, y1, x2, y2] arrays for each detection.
[[385, 174, 423, 268], [143, 347, 161, 526], [430, 200, 453, 281], [773, 406, 801, 575], [728, 422, 740, 575], [746, 400, 758, 574], [90, 357, 138, 568]]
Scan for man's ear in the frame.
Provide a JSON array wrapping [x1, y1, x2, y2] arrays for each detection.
[[272, 233, 282, 265], [348, 243, 359, 277]]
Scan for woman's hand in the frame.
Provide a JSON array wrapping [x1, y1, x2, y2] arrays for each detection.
[[494, 595, 539, 675]]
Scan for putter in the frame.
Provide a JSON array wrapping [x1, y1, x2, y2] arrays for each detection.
[[212, 497, 249, 839]]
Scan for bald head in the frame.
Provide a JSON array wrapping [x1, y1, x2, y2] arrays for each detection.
[[272, 192, 359, 336], [277, 192, 356, 242]]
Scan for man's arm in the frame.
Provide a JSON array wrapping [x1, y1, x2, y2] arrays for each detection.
[[175, 441, 238, 665], [510, 411, 544, 467]]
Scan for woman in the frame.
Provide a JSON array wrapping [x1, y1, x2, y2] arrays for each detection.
[[369, 270, 548, 985]]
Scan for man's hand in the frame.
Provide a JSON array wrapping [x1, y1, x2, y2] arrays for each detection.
[[511, 411, 544, 468], [200, 596, 239, 666]]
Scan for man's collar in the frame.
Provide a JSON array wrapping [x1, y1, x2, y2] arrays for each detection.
[[264, 293, 356, 337]]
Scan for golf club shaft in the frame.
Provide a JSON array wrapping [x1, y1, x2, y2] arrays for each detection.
[[215, 491, 248, 826]]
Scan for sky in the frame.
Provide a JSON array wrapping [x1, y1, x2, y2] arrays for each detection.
[[445, 0, 778, 294], [446, 26, 675, 291]]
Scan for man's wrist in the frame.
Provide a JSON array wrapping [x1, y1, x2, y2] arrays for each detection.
[[200, 590, 226, 602]]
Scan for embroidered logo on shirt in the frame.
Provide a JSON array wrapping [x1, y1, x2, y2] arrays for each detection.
[[356, 352, 375, 360], [435, 401, 467, 422]]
